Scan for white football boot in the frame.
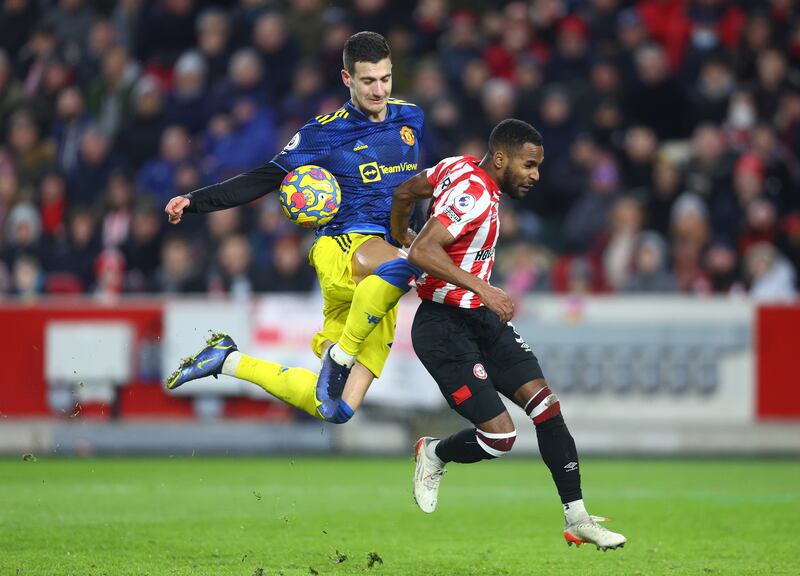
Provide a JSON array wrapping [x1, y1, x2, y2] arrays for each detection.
[[564, 515, 627, 551], [413, 437, 446, 513]]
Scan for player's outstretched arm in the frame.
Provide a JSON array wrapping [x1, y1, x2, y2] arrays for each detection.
[[164, 162, 288, 222], [391, 171, 435, 247], [408, 218, 514, 322]]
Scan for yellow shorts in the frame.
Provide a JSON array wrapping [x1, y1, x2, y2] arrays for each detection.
[[308, 233, 398, 378]]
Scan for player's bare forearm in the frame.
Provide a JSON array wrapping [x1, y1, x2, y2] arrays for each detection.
[[182, 162, 286, 213], [391, 171, 434, 245], [407, 219, 489, 298]]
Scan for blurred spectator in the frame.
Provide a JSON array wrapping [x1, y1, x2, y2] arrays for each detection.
[[136, 0, 197, 66], [210, 48, 270, 116], [7, 108, 55, 194], [537, 132, 595, 220], [645, 156, 683, 238], [47, 207, 100, 289], [689, 55, 735, 127], [17, 24, 59, 100], [115, 76, 167, 172], [164, 51, 211, 135], [100, 171, 134, 249], [620, 126, 658, 191], [195, 8, 232, 90], [0, 165, 20, 236], [438, 10, 483, 93], [0, 50, 23, 136], [111, 0, 142, 55], [86, 45, 138, 137], [76, 18, 116, 86], [736, 10, 774, 81], [0, 0, 39, 61], [11, 253, 43, 299], [2, 201, 43, 266], [704, 239, 741, 294], [545, 16, 590, 89], [280, 61, 328, 128], [354, 0, 395, 38], [263, 233, 316, 292], [535, 85, 579, 162], [208, 233, 264, 297], [28, 54, 74, 130], [628, 43, 686, 140], [123, 200, 162, 291], [154, 234, 205, 293], [50, 86, 91, 173], [285, 0, 325, 59], [37, 170, 68, 238], [252, 11, 302, 104], [204, 98, 277, 179], [623, 231, 678, 293], [670, 193, 711, 293], [754, 48, 789, 123], [563, 153, 621, 252], [136, 125, 192, 203], [66, 126, 117, 207], [43, 0, 95, 64], [602, 196, 644, 291], [93, 247, 126, 299], [744, 242, 797, 303]]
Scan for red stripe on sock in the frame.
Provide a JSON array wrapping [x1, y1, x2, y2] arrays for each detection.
[[525, 387, 552, 416], [532, 402, 561, 425]]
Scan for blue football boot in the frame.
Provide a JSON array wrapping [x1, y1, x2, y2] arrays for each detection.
[[316, 348, 351, 419], [166, 332, 238, 390]]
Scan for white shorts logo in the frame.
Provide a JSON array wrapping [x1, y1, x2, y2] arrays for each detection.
[[473, 363, 487, 380], [454, 193, 476, 213], [283, 132, 301, 151]]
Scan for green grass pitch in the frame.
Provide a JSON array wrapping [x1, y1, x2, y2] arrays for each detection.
[[2, 457, 798, 575]]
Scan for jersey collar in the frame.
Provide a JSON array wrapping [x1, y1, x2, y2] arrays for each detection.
[[345, 100, 394, 123]]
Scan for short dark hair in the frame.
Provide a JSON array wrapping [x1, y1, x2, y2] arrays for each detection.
[[343, 31, 391, 73], [488, 119, 543, 155]]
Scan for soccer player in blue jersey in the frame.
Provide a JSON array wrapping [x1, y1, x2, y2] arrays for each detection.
[[163, 32, 424, 424]]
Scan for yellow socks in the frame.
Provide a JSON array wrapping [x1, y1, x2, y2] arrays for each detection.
[[234, 353, 323, 419], [338, 275, 405, 356]]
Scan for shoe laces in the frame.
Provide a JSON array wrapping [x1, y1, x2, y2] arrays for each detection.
[[423, 466, 446, 489]]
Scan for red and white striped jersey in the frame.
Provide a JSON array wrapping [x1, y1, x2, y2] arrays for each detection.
[[415, 155, 501, 309]]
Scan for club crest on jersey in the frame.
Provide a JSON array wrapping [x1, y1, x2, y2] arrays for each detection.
[[400, 126, 415, 146], [283, 132, 301, 151], [453, 193, 476, 214], [473, 363, 488, 380], [359, 161, 382, 183]]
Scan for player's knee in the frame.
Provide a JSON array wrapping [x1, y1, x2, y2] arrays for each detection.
[[524, 385, 562, 425], [324, 399, 355, 424], [375, 257, 422, 292], [475, 428, 517, 458]]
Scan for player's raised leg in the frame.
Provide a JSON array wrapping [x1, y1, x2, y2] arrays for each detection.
[[513, 379, 626, 551], [320, 237, 420, 395]]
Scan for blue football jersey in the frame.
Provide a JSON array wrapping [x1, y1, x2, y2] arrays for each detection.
[[271, 98, 424, 239]]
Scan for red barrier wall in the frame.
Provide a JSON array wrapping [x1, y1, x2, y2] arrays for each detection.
[[756, 306, 800, 419]]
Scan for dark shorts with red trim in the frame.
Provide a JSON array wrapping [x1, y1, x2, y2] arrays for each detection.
[[411, 299, 544, 426]]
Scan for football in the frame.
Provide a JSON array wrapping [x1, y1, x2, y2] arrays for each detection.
[[278, 165, 341, 228]]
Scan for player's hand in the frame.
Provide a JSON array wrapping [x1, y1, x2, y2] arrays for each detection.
[[392, 227, 417, 248], [165, 196, 190, 224], [479, 285, 514, 323]]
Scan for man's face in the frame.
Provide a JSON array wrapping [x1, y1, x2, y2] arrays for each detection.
[[500, 143, 544, 198], [342, 58, 392, 120]]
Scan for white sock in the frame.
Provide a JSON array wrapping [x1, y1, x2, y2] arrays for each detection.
[[329, 343, 355, 368], [221, 351, 242, 376], [563, 499, 590, 524], [425, 439, 444, 467]]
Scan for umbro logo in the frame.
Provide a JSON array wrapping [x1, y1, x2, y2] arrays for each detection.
[[564, 462, 579, 472]]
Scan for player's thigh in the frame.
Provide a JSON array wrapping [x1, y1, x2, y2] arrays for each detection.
[[412, 302, 506, 426], [351, 236, 406, 284], [481, 316, 545, 403]]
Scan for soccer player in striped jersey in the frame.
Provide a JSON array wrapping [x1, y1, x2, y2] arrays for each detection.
[[163, 32, 423, 424], [390, 119, 627, 551]]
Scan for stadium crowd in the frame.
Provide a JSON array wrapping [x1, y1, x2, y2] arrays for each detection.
[[0, 0, 798, 301]]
